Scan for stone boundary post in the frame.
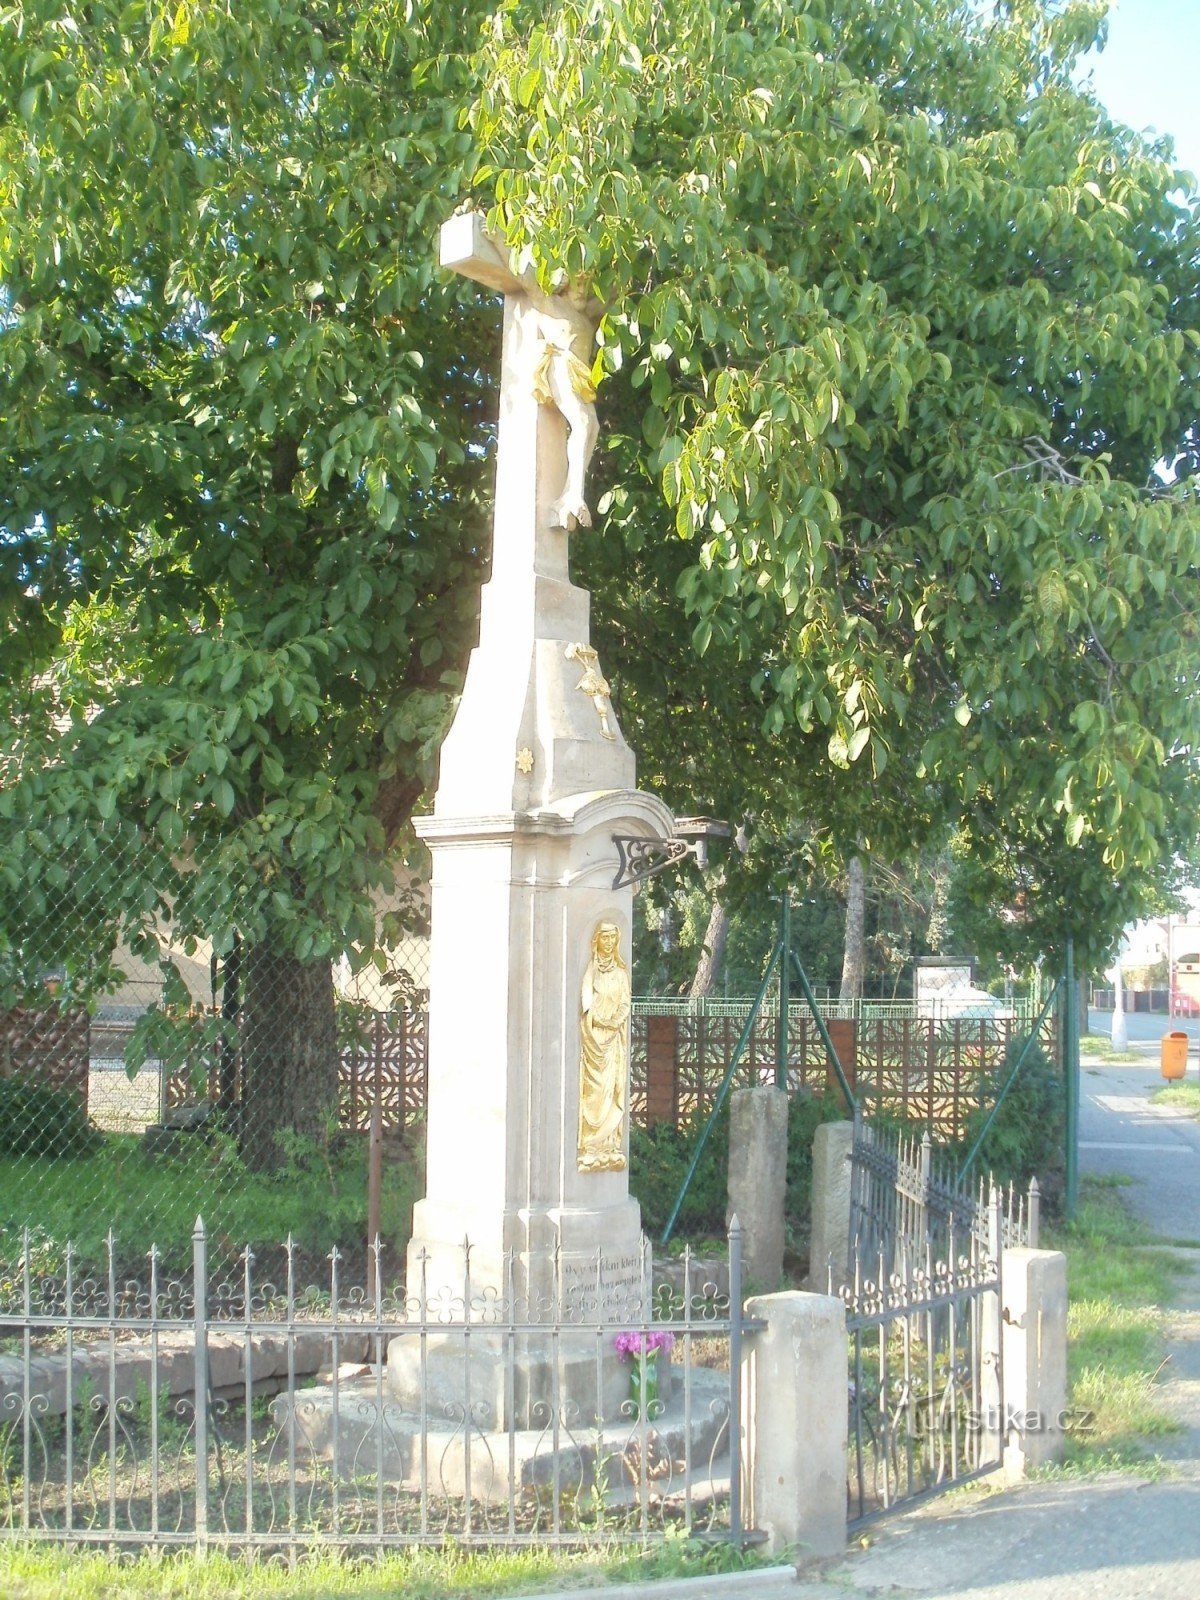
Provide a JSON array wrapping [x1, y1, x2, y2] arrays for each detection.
[[741, 1291, 847, 1557], [728, 1087, 788, 1288], [808, 1120, 854, 1291], [1001, 1247, 1069, 1478]]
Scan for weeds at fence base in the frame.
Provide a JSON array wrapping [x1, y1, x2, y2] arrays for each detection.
[[0, 1529, 770, 1600], [1045, 1178, 1186, 1472]]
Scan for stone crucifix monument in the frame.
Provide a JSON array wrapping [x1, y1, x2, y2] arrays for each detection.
[[387, 214, 674, 1425]]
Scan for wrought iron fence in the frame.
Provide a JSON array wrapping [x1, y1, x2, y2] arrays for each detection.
[[0, 1223, 753, 1553], [847, 1116, 1039, 1280], [842, 1195, 1003, 1528], [836, 1118, 1032, 1526]]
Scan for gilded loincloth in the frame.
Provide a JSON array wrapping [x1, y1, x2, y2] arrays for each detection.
[[532, 343, 597, 406]]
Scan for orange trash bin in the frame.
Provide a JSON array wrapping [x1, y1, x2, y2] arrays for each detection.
[[1161, 1031, 1190, 1080]]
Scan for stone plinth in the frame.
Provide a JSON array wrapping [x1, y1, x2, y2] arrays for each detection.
[[275, 1364, 722, 1502], [386, 1331, 641, 1430]]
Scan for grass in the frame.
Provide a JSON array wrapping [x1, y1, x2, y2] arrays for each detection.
[[1042, 1176, 1185, 1471], [1078, 1033, 1145, 1064], [0, 1130, 422, 1290], [0, 1532, 768, 1600], [1151, 1080, 1200, 1119]]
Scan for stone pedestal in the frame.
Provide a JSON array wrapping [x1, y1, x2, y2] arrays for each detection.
[[386, 1330, 636, 1430], [404, 789, 668, 1315]]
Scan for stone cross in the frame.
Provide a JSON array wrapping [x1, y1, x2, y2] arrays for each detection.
[[432, 210, 629, 815], [395, 214, 674, 1424], [441, 209, 599, 527]]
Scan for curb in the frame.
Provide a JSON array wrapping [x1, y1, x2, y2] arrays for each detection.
[[506, 1566, 797, 1600]]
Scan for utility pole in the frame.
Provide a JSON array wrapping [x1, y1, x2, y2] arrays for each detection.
[[1111, 958, 1128, 1050]]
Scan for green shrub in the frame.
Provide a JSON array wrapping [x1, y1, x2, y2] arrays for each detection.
[[0, 1075, 103, 1159], [629, 1103, 731, 1241], [631, 1087, 849, 1244], [959, 1034, 1065, 1211], [785, 1089, 848, 1219]]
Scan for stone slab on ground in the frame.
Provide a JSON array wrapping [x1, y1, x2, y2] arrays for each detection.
[[0, 1328, 372, 1417]]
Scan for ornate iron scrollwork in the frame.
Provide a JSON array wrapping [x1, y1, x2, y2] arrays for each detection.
[[611, 818, 732, 889], [611, 836, 695, 889]]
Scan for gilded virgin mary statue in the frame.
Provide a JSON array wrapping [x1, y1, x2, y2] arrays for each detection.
[[577, 920, 632, 1173]]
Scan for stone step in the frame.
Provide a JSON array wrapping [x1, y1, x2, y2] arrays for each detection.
[[271, 1365, 732, 1503]]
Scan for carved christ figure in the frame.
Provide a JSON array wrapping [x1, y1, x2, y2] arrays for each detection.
[[577, 920, 631, 1173], [520, 271, 603, 531], [564, 641, 617, 740]]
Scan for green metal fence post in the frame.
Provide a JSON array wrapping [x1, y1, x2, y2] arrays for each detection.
[[1064, 938, 1080, 1218], [788, 950, 857, 1113], [776, 895, 791, 1090]]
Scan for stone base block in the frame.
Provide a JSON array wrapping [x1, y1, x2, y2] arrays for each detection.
[[384, 1330, 651, 1429], [272, 1365, 727, 1503]]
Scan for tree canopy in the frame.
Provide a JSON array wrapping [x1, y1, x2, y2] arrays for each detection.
[[476, 0, 1200, 963], [2, 0, 1198, 1084]]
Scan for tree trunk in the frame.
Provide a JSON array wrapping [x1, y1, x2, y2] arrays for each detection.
[[239, 943, 339, 1172], [689, 894, 729, 999], [840, 855, 866, 1001]]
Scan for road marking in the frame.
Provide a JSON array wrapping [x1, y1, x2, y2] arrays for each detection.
[[1080, 1140, 1195, 1154]]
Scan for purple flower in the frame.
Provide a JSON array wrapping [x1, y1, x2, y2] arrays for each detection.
[[613, 1329, 676, 1360]]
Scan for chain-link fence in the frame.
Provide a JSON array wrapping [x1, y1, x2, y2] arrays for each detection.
[[0, 822, 429, 1302], [0, 808, 1066, 1306]]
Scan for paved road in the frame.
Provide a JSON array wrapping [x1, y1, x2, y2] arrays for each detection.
[[1089, 1006, 1200, 1045], [1079, 1048, 1200, 1244]]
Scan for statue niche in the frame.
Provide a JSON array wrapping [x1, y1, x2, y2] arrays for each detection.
[[577, 919, 631, 1173]]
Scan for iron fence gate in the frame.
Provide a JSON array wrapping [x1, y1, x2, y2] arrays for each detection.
[[839, 1119, 1035, 1527], [0, 1223, 754, 1555]]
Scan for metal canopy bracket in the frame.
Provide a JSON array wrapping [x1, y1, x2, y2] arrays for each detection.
[[611, 816, 732, 889], [611, 835, 693, 889]]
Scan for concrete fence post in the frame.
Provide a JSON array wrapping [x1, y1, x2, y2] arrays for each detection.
[[741, 1291, 847, 1558], [1000, 1247, 1069, 1479], [808, 1120, 854, 1291], [728, 1087, 788, 1288]]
